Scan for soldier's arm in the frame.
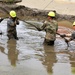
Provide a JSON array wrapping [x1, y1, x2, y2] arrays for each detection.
[[40, 21, 47, 30], [15, 17, 19, 25], [41, 24, 46, 30]]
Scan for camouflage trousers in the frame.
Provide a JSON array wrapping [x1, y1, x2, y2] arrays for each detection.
[[7, 30, 18, 40]]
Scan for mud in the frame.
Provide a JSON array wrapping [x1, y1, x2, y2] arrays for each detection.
[[0, 2, 75, 22]]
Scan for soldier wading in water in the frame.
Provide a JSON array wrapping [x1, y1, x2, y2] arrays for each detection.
[[7, 10, 19, 40], [40, 11, 58, 45]]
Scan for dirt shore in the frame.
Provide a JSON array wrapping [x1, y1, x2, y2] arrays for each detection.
[[17, 0, 75, 15], [0, 0, 75, 22]]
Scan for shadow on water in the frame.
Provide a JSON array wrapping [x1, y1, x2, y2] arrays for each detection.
[[0, 19, 75, 75], [42, 45, 56, 74]]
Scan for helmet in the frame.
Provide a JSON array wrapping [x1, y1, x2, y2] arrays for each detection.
[[10, 10, 16, 17], [72, 21, 75, 26], [48, 11, 55, 17]]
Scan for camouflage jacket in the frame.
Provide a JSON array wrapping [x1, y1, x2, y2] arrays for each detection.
[[41, 20, 58, 41], [7, 17, 19, 32]]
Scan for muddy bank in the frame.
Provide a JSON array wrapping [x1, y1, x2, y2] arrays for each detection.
[[0, 0, 22, 3], [0, 3, 75, 22]]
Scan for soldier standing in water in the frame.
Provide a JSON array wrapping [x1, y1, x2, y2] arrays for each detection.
[[7, 10, 19, 40], [41, 11, 58, 45]]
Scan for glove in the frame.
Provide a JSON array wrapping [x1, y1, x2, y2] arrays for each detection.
[[64, 39, 69, 43], [60, 34, 66, 38], [0, 18, 4, 22]]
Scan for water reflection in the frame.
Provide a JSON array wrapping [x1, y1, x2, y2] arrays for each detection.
[[42, 42, 75, 75], [42, 44, 57, 74], [0, 45, 5, 54], [52, 51, 75, 75], [69, 51, 75, 75], [53, 52, 71, 75], [7, 39, 19, 67]]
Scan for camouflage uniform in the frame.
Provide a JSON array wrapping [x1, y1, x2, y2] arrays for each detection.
[[41, 20, 58, 45], [70, 31, 75, 40], [7, 17, 19, 40]]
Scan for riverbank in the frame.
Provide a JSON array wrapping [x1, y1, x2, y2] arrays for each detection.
[[0, 0, 75, 22], [17, 0, 75, 15]]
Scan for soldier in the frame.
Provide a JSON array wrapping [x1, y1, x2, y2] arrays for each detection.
[[61, 21, 75, 42], [41, 11, 58, 45], [7, 10, 19, 40]]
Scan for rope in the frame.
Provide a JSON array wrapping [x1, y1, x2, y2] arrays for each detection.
[[43, 0, 54, 10]]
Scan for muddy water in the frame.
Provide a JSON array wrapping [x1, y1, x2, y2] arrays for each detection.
[[0, 19, 75, 75]]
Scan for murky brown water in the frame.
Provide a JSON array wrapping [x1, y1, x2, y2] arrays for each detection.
[[0, 19, 75, 75]]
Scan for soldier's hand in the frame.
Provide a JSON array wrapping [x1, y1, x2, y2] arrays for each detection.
[[0, 18, 4, 22]]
